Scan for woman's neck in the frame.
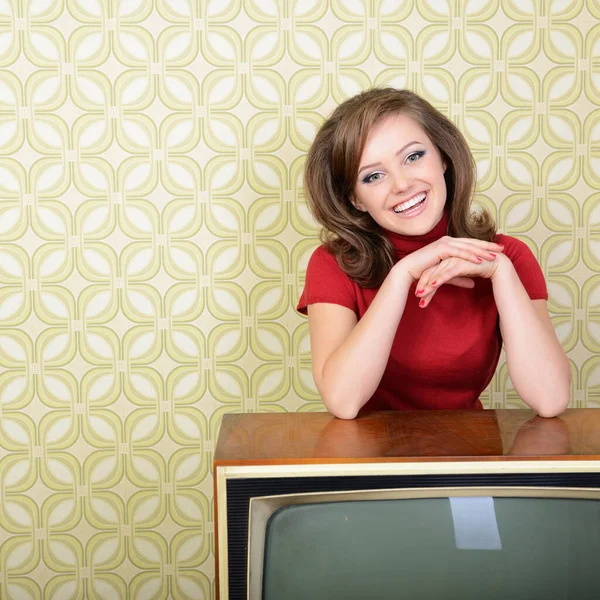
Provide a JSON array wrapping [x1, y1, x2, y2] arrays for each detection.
[[385, 212, 449, 257]]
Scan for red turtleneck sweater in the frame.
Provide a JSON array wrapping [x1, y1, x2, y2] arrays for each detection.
[[297, 215, 548, 411]]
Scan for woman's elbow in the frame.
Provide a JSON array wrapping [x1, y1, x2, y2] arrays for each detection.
[[535, 403, 568, 419], [322, 395, 360, 420], [534, 382, 571, 418], [328, 404, 360, 420], [521, 362, 571, 418], [319, 388, 361, 420]]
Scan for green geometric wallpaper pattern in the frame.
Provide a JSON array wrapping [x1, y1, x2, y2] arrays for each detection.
[[0, 0, 598, 598]]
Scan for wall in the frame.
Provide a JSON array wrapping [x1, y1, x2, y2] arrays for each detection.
[[0, 0, 598, 598]]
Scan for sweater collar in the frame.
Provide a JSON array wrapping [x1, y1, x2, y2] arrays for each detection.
[[385, 211, 449, 258]]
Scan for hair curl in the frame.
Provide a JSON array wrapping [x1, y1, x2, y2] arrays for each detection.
[[304, 87, 496, 287]]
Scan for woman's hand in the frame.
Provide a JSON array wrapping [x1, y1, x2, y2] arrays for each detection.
[[415, 252, 509, 307], [395, 236, 505, 291]]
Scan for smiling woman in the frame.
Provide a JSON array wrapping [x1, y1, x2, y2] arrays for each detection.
[[297, 87, 571, 420]]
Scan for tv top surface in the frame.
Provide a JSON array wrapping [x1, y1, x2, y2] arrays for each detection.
[[214, 408, 600, 464]]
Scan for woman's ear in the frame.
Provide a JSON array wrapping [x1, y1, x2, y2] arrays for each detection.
[[350, 195, 367, 212]]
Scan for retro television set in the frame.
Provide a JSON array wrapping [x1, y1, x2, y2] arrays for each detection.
[[213, 409, 600, 599]]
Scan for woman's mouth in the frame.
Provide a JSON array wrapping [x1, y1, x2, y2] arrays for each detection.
[[392, 192, 427, 216]]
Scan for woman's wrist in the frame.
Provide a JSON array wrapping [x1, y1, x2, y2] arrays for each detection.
[[490, 253, 515, 284], [390, 260, 416, 291]]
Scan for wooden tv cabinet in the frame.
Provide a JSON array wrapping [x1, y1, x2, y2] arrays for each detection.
[[214, 409, 600, 598]]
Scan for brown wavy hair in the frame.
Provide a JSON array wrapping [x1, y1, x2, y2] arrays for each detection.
[[304, 87, 496, 287]]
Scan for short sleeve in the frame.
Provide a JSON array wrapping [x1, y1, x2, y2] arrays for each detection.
[[296, 245, 358, 315], [496, 234, 548, 300]]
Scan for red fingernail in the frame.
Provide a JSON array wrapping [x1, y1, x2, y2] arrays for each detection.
[[431, 281, 437, 286], [476, 257, 483, 262], [489, 253, 496, 258], [416, 289, 424, 295], [419, 299, 425, 307]]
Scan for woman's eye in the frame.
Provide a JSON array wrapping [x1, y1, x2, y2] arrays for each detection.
[[406, 151, 425, 163], [363, 172, 383, 184]]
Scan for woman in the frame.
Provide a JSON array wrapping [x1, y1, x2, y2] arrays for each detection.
[[297, 88, 570, 419]]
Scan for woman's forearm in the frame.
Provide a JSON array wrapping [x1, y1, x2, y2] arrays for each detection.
[[316, 263, 413, 419], [491, 255, 571, 417]]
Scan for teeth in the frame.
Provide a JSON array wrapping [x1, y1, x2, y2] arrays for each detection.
[[393, 192, 427, 214]]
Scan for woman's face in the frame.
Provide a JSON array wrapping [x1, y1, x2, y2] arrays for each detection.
[[352, 112, 447, 236]]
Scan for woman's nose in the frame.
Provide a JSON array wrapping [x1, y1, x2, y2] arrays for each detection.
[[391, 169, 409, 193]]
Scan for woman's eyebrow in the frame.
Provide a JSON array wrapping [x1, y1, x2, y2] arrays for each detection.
[[357, 141, 422, 175]]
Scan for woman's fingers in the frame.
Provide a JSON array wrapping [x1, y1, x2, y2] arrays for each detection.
[[415, 266, 435, 295], [451, 237, 505, 251], [417, 275, 476, 308], [415, 263, 476, 304], [418, 289, 436, 308], [416, 261, 449, 295], [422, 259, 484, 294], [448, 276, 475, 289], [439, 238, 502, 265]]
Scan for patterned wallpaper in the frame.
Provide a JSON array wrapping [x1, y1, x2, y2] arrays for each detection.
[[0, 0, 598, 598]]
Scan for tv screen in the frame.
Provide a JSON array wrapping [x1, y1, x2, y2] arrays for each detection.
[[250, 489, 600, 600]]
